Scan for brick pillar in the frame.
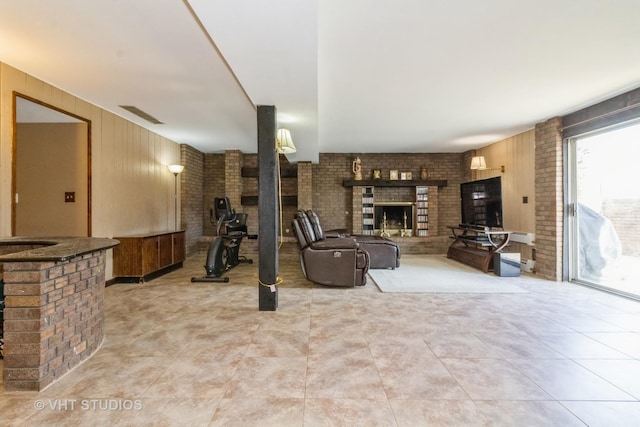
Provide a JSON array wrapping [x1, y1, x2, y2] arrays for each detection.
[[297, 162, 313, 210], [225, 150, 243, 209], [535, 117, 563, 281], [181, 144, 204, 256]]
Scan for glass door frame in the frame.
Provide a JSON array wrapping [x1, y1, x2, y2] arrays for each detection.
[[565, 118, 640, 300]]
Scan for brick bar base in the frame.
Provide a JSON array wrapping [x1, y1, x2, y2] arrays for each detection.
[[2, 251, 107, 391]]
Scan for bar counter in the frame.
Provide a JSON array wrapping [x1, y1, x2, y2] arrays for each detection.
[[0, 237, 119, 391]]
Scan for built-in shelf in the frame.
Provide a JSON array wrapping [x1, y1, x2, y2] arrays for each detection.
[[241, 195, 298, 206], [343, 179, 447, 187], [242, 167, 297, 178]]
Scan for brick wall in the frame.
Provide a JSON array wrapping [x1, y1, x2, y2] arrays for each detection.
[[312, 153, 465, 237], [2, 250, 106, 391], [203, 153, 225, 236], [535, 117, 564, 281], [181, 144, 204, 256], [297, 162, 313, 210], [198, 151, 468, 254], [224, 150, 243, 209]]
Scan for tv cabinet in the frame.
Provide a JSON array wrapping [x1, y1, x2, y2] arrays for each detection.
[[446, 225, 511, 273]]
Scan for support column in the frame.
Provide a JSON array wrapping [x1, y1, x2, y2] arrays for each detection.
[[535, 117, 563, 281], [257, 106, 278, 311]]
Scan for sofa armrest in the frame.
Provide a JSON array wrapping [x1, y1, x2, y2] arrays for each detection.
[[309, 237, 358, 250], [324, 229, 350, 238]]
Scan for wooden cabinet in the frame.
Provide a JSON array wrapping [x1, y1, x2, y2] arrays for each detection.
[[113, 231, 185, 282]]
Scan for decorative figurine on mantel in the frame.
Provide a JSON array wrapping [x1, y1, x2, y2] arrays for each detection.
[[421, 167, 430, 180], [352, 157, 362, 180]]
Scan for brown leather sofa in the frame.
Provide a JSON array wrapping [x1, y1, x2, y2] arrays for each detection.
[[292, 210, 369, 287], [305, 210, 401, 269]]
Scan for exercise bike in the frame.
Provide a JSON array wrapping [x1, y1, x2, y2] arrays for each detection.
[[191, 197, 256, 283]]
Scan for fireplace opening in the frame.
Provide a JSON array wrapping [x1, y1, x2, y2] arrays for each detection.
[[374, 203, 413, 232]]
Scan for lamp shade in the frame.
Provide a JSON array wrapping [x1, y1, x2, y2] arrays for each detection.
[[276, 128, 297, 154], [168, 164, 184, 174], [470, 156, 487, 170]]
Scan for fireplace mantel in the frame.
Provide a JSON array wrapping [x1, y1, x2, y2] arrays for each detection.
[[343, 179, 447, 187]]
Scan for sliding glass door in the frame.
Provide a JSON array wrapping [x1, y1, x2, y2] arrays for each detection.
[[568, 120, 640, 299]]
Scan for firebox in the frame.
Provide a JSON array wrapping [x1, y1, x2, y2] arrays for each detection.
[[374, 202, 413, 234]]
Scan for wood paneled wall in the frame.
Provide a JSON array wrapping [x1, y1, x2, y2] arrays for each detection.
[[476, 129, 535, 233], [0, 63, 182, 278]]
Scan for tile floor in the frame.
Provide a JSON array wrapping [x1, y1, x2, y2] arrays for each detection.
[[1, 247, 640, 426]]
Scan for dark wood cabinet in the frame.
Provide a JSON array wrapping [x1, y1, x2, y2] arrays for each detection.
[[113, 231, 185, 282]]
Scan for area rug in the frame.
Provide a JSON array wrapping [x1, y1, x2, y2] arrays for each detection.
[[368, 254, 529, 293]]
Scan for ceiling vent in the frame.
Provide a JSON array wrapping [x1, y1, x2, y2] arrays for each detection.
[[119, 105, 164, 124]]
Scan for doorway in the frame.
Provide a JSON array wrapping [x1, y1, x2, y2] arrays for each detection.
[[12, 94, 91, 237], [568, 120, 640, 299]]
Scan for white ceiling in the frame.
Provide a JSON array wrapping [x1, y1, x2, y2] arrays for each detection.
[[2, 0, 640, 162]]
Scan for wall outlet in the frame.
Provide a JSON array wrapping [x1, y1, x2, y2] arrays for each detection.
[[65, 192, 75, 203]]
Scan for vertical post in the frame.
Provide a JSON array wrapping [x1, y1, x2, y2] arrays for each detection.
[[173, 173, 179, 230], [257, 105, 278, 310]]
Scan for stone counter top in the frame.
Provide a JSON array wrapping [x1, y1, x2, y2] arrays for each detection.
[[0, 236, 119, 262]]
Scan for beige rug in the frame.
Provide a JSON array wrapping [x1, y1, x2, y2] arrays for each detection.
[[368, 254, 529, 293]]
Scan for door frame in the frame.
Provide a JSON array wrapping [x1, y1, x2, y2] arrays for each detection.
[[565, 118, 640, 299], [11, 92, 92, 236]]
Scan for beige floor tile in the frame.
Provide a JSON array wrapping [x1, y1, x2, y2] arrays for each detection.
[[245, 329, 309, 357], [389, 399, 489, 427], [474, 331, 565, 359], [224, 356, 307, 399], [441, 358, 551, 400], [425, 332, 501, 358], [474, 400, 586, 427], [575, 359, 640, 399], [304, 398, 396, 427], [142, 355, 238, 399], [536, 332, 632, 359], [116, 398, 219, 426], [508, 358, 636, 400], [561, 401, 640, 427], [209, 398, 304, 427], [306, 352, 387, 399], [585, 331, 640, 358]]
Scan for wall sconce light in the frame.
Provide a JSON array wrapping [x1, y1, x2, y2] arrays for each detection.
[[168, 164, 184, 230], [470, 156, 504, 173], [276, 128, 297, 154]]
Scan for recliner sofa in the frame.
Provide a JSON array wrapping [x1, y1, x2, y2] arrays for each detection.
[[305, 210, 400, 269], [292, 210, 369, 287]]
